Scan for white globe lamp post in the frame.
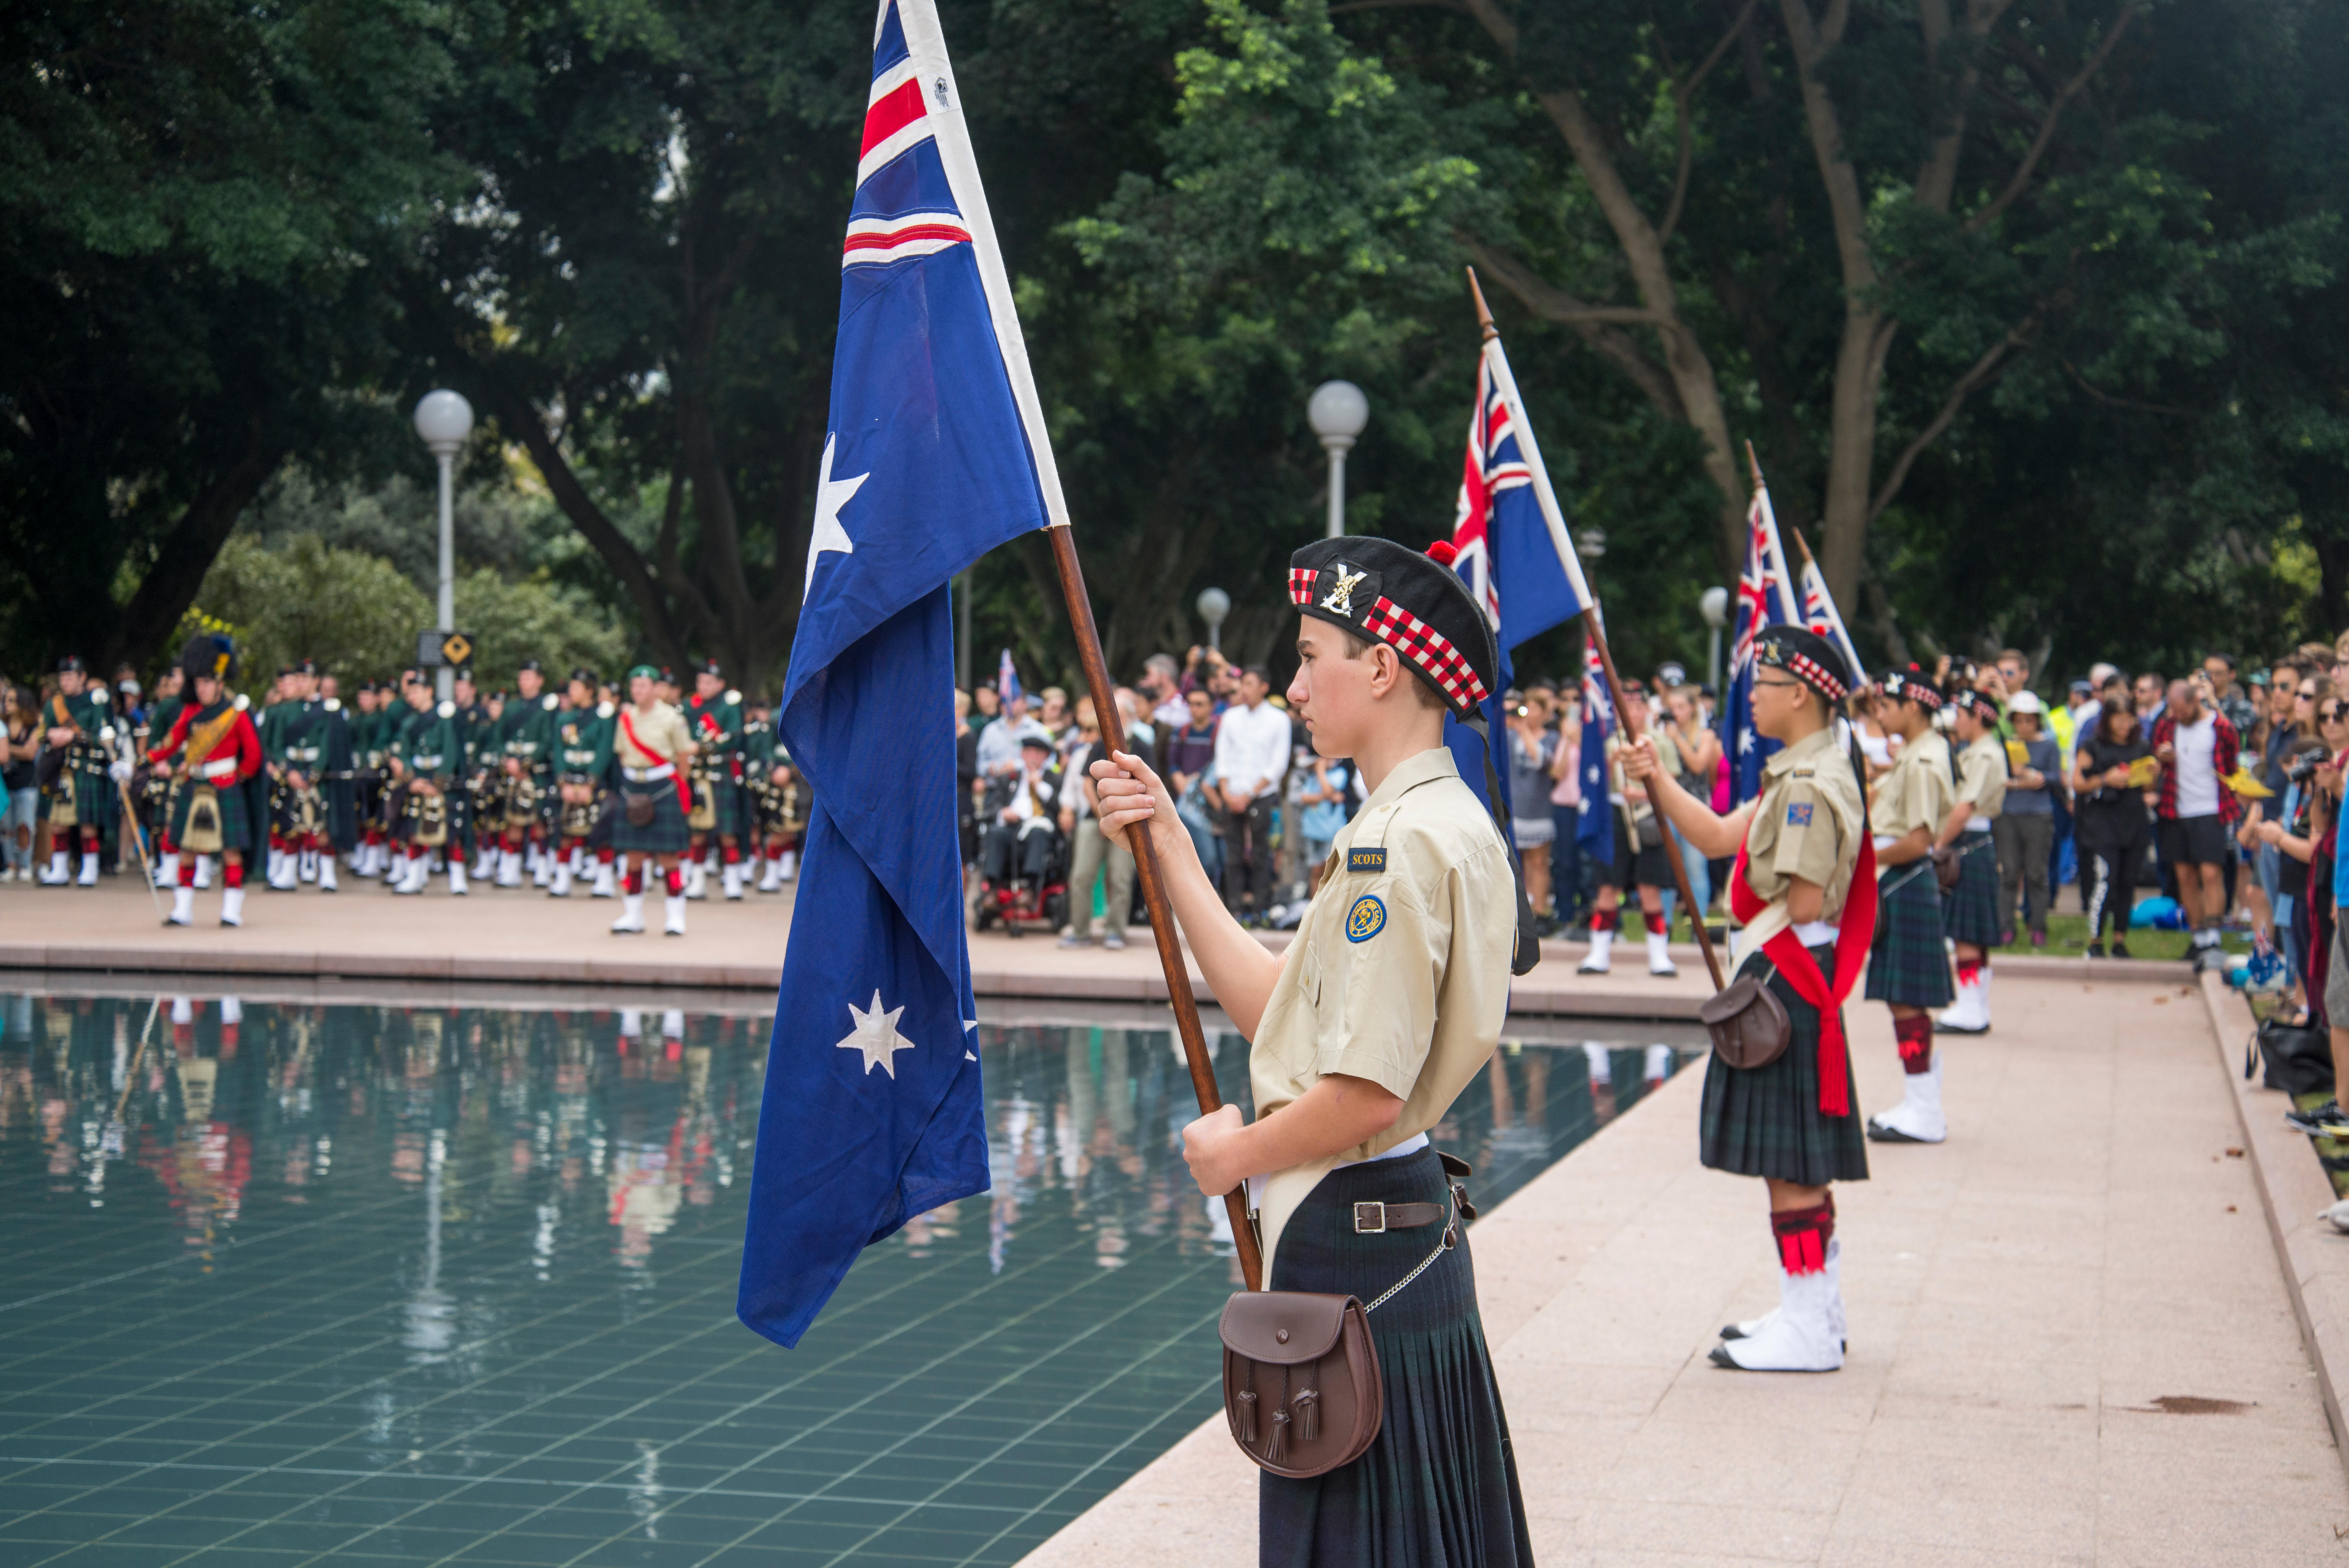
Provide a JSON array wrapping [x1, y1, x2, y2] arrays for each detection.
[[1306, 381, 1369, 539], [1196, 587, 1231, 652], [412, 391, 474, 700]]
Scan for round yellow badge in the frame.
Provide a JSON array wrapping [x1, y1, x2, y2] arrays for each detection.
[[1346, 894, 1386, 943]]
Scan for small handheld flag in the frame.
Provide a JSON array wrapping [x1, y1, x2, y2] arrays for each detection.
[[1723, 467, 1802, 805], [1789, 529, 1865, 685], [995, 648, 1023, 707], [740, 0, 1063, 1349]]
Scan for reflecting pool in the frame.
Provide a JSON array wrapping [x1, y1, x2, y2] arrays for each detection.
[[0, 982, 1698, 1566]]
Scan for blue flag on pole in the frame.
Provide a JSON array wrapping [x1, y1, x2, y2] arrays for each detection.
[[1443, 333, 1595, 814], [738, 0, 1067, 1349], [1723, 481, 1802, 806], [1576, 641, 1614, 858]]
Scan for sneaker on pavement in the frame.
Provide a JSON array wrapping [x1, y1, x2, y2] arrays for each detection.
[[2284, 1100, 2349, 1139]]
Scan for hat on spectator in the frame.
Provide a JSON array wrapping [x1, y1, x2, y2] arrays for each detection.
[[2008, 690, 2045, 716], [1287, 536, 1497, 718]]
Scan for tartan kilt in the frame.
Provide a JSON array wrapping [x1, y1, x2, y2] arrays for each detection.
[[168, 780, 255, 852], [1699, 945, 1870, 1185], [71, 770, 117, 829], [1941, 828, 2002, 946], [1865, 864, 1954, 1007], [612, 777, 692, 854], [695, 775, 746, 838], [1260, 1149, 1532, 1568]]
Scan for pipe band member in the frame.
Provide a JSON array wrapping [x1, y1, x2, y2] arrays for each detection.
[[1625, 625, 1873, 1373], [610, 663, 698, 937], [1864, 665, 1957, 1144], [145, 634, 268, 928], [1936, 684, 2008, 1036], [1091, 534, 1536, 1565]]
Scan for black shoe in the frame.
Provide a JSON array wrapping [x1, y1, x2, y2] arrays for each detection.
[[2110, 940, 2132, 959], [2086, 941, 2105, 959], [2285, 1100, 2349, 1139]]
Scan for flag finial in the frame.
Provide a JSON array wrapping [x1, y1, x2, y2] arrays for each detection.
[[1465, 266, 1499, 344], [1744, 438, 1765, 492]]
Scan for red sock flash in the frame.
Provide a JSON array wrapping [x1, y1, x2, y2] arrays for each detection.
[[1772, 1202, 1834, 1276], [1894, 1012, 1934, 1073]]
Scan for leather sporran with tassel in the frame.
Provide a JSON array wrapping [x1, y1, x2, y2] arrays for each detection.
[[181, 785, 224, 854]]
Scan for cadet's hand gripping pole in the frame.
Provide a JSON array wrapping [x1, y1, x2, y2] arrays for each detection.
[[1044, 522, 1266, 1291]]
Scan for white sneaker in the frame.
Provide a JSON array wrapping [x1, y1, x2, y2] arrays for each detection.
[[1710, 1268, 1842, 1372], [1646, 930, 1677, 977], [591, 861, 616, 899], [1578, 929, 1613, 975], [722, 864, 743, 901], [612, 893, 646, 934], [496, 850, 523, 888], [664, 894, 688, 936], [220, 887, 245, 927], [167, 887, 195, 927]]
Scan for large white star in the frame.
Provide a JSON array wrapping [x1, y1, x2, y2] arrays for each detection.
[[835, 989, 917, 1079], [803, 433, 869, 601]]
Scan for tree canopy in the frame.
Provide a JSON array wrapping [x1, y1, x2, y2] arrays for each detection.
[[3, 0, 2342, 692]]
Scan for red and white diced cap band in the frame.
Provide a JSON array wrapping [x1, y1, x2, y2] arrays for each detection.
[[1289, 568, 1492, 707]]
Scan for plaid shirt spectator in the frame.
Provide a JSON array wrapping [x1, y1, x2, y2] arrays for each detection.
[[2150, 709, 2241, 825]]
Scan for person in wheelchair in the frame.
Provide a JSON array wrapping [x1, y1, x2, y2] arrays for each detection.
[[980, 734, 1064, 898]]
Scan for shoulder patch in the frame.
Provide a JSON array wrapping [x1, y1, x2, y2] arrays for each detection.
[[1347, 846, 1386, 874], [1786, 801, 1814, 826], [1345, 894, 1387, 943], [543, 693, 560, 710]]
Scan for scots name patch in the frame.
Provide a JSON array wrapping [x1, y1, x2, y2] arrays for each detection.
[[1346, 894, 1387, 943], [1347, 847, 1386, 874], [1786, 802, 1814, 826]]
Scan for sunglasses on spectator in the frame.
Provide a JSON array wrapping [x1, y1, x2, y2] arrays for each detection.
[[2323, 704, 2349, 723], [2300, 687, 2321, 700]]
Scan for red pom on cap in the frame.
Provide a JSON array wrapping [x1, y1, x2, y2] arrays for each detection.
[[1424, 539, 1459, 566]]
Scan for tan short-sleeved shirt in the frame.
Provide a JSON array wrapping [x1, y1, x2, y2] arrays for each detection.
[[1954, 734, 2007, 821], [1741, 725, 1863, 918], [1247, 747, 1515, 1275], [1873, 728, 1953, 840], [615, 702, 694, 770]]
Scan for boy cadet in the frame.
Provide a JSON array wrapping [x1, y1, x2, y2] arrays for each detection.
[[1864, 667, 1957, 1143], [1092, 536, 1534, 1566], [1935, 685, 2009, 1033]]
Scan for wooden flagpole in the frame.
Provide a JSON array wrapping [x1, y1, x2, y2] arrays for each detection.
[[1468, 268, 1725, 993], [1044, 524, 1265, 1293]]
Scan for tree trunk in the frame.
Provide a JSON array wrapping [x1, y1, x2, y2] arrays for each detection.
[[107, 437, 284, 674]]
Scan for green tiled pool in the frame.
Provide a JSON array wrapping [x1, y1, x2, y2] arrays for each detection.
[[0, 982, 1697, 1566]]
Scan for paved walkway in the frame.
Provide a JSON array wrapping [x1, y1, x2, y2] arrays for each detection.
[[1017, 974, 2349, 1566], [0, 878, 2184, 1019]]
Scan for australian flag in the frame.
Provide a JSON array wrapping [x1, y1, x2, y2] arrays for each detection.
[[1724, 480, 1801, 805], [1444, 335, 1594, 815], [1576, 639, 1614, 858], [740, 0, 1066, 1349]]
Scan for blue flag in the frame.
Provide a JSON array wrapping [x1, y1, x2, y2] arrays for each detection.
[[739, 0, 1068, 1349], [1723, 482, 1802, 805], [1442, 335, 1595, 815], [1576, 642, 1615, 858]]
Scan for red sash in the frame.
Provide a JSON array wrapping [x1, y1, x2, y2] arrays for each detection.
[[617, 709, 690, 819], [1727, 825, 1879, 1117]]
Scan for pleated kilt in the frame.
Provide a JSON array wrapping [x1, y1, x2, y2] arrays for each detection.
[[167, 780, 254, 852], [1699, 944, 1869, 1185], [71, 769, 116, 828], [1865, 863, 1954, 1007], [1941, 828, 2002, 946], [612, 777, 691, 854], [1260, 1149, 1532, 1568]]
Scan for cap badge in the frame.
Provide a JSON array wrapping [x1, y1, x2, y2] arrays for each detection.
[[1320, 566, 1367, 617]]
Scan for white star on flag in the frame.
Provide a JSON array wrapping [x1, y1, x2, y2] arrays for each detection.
[[803, 432, 869, 600], [835, 989, 918, 1078]]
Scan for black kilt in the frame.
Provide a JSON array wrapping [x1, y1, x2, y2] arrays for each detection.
[[1260, 1150, 1532, 1568], [1611, 810, 1674, 890], [613, 777, 691, 854], [1865, 863, 1954, 1007], [1699, 944, 1869, 1185], [1941, 828, 2001, 946]]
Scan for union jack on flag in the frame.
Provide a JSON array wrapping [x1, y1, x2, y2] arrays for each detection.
[[1725, 480, 1801, 804], [1449, 353, 1535, 628], [1798, 556, 1866, 685]]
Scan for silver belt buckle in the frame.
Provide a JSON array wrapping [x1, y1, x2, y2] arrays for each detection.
[[1353, 1202, 1387, 1234]]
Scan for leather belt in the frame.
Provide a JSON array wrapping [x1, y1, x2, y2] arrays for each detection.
[[1352, 1201, 1448, 1234]]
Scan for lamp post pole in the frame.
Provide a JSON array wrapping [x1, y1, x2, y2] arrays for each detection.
[[1307, 381, 1368, 539], [412, 391, 474, 701], [1699, 586, 1730, 695], [1196, 587, 1230, 653]]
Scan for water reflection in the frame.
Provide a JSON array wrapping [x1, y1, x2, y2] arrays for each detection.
[[0, 985, 1697, 1566]]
